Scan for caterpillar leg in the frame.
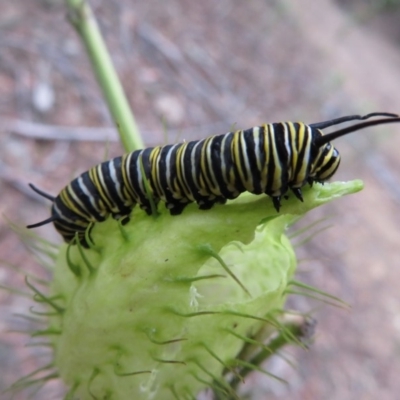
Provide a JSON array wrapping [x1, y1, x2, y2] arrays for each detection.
[[196, 195, 227, 210], [139, 202, 158, 216], [198, 199, 218, 210], [216, 197, 227, 205], [118, 215, 131, 226], [272, 196, 281, 212], [291, 187, 304, 202], [167, 202, 189, 216]]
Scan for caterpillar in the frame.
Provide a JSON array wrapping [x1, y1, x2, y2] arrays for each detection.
[[27, 112, 400, 246]]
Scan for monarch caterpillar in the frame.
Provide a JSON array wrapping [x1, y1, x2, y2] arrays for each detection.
[[27, 112, 400, 246]]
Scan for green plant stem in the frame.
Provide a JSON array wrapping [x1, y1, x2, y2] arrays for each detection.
[[66, 0, 144, 152]]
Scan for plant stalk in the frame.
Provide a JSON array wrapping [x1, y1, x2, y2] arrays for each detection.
[[66, 0, 144, 152]]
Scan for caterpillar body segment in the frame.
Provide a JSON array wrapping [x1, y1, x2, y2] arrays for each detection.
[[27, 112, 400, 245]]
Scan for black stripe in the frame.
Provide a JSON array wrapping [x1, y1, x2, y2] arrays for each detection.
[[201, 136, 218, 195], [80, 172, 106, 219], [181, 140, 201, 201], [127, 149, 150, 206], [293, 125, 311, 180], [243, 127, 262, 194], [219, 132, 239, 198], [209, 133, 234, 198], [59, 173, 103, 221], [316, 144, 338, 178], [265, 125, 277, 194], [231, 132, 246, 193], [273, 123, 289, 194], [194, 138, 208, 193], [155, 144, 173, 201], [100, 157, 131, 213], [168, 143, 188, 200]]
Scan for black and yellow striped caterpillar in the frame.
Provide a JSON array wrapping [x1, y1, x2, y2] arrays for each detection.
[[27, 112, 400, 246]]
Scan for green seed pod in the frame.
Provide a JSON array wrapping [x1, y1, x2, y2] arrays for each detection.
[[37, 181, 362, 399]]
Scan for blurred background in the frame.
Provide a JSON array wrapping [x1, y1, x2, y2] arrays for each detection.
[[1, 0, 400, 399]]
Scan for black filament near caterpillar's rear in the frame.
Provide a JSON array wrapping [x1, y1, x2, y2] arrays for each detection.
[[27, 112, 400, 246]]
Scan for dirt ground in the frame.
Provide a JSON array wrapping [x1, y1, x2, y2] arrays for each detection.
[[1, 0, 400, 399]]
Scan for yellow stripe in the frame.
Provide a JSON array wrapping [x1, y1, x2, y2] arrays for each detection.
[[199, 137, 216, 196], [88, 166, 113, 211], [287, 122, 297, 178], [296, 124, 311, 183], [175, 143, 193, 199], [206, 138, 223, 195], [318, 147, 340, 180], [121, 153, 136, 200], [260, 124, 270, 191], [312, 146, 325, 172], [59, 186, 91, 220], [232, 130, 251, 191], [149, 147, 163, 199], [285, 122, 311, 186]]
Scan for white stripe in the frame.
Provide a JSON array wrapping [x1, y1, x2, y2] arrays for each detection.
[[76, 176, 98, 212]]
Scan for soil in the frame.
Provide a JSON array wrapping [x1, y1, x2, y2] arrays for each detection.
[[1, 0, 400, 399]]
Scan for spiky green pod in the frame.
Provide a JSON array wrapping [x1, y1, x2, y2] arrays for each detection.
[[41, 181, 362, 399]]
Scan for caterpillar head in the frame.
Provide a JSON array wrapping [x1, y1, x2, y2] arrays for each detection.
[[310, 112, 400, 183], [25, 186, 86, 245], [310, 142, 341, 183]]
